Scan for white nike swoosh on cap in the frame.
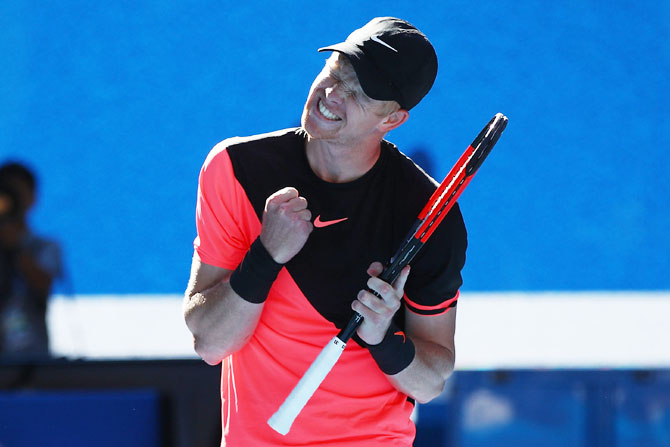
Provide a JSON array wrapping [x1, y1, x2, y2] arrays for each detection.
[[371, 35, 398, 53]]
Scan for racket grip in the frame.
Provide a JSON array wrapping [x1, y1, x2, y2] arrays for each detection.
[[268, 336, 346, 435]]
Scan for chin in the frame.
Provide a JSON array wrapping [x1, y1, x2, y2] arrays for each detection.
[[302, 112, 331, 140], [303, 122, 340, 141]]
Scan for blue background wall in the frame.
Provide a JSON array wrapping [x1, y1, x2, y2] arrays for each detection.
[[1, 1, 668, 294]]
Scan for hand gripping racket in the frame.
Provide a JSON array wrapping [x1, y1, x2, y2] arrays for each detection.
[[268, 113, 509, 435]]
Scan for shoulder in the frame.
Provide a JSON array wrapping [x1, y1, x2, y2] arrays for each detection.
[[203, 127, 302, 164], [382, 139, 439, 206], [384, 140, 436, 181], [380, 142, 468, 308], [221, 128, 303, 158], [200, 128, 304, 184]]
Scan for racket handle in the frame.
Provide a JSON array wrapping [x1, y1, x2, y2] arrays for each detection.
[[268, 336, 346, 435]]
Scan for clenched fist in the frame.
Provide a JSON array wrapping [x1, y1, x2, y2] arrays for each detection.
[[260, 187, 313, 264]]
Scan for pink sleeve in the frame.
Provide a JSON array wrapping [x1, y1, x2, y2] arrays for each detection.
[[193, 142, 261, 270]]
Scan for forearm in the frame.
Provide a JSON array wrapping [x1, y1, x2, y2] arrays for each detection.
[[385, 338, 455, 403], [184, 280, 264, 365]]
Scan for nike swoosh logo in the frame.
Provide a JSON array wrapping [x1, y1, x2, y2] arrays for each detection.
[[314, 215, 349, 228], [394, 331, 406, 343], [371, 35, 398, 53]]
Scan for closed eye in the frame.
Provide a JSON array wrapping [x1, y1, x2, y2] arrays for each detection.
[[327, 64, 370, 108]]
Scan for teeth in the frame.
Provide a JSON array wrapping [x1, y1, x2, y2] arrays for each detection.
[[318, 100, 341, 120]]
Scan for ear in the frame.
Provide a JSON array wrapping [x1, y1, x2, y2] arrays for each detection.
[[378, 109, 409, 133]]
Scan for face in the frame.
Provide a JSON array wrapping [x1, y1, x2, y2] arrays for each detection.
[[301, 54, 396, 144]]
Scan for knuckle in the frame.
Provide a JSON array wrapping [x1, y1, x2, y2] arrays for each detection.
[[278, 203, 292, 216], [265, 199, 278, 211], [277, 186, 296, 197], [359, 292, 374, 308], [383, 305, 397, 318]]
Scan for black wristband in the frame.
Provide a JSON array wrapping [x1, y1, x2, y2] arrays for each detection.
[[229, 238, 284, 304], [365, 322, 416, 375]]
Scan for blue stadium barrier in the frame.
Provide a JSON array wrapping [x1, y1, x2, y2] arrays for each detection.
[[0, 389, 161, 447], [415, 370, 670, 447]]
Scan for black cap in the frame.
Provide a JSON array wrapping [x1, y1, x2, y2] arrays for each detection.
[[318, 17, 438, 111]]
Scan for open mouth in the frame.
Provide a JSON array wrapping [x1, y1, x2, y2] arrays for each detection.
[[318, 99, 342, 121]]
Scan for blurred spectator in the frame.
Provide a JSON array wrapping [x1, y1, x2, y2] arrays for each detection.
[[0, 162, 62, 360]]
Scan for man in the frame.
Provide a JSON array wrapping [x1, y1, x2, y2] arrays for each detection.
[[0, 162, 62, 359], [184, 17, 467, 446]]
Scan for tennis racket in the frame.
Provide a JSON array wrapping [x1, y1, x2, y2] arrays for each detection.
[[268, 112, 508, 435]]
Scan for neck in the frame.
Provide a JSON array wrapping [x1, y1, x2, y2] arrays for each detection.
[[305, 136, 381, 183]]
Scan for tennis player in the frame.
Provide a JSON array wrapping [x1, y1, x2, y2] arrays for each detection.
[[184, 17, 467, 446]]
